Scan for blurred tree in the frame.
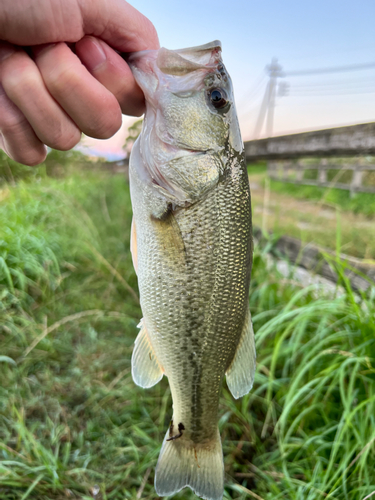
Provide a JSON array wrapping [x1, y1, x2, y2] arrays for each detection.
[[44, 148, 87, 177], [123, 119, 143, 153], [0, 148, 89, 184], [0, 149, 40, 184]]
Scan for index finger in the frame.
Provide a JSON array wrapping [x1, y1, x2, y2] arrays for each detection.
[[79, 0, 160, 52]]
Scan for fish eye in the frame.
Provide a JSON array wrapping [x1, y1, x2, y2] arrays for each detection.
[[209, 88, 228, 109]]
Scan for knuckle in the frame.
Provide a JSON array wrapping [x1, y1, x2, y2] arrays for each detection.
[[45, 65, 77, 97], [2, 62, 39, 102], [0, 112, 28, 137]]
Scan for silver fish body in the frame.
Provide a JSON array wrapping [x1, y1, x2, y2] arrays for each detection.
[[129, 41, 255, 500]]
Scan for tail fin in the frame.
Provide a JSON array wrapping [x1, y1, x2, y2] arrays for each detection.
[[155, 428, 224, 500]]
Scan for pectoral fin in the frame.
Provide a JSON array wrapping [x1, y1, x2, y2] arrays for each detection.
[[132, 320, 164, 388], [226, 308, 256, 399], [151, 208, 186, 269], [130, 217, 138, 275]]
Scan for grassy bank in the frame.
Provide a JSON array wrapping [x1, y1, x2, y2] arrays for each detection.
[[269, 180, 375, 217], [248, 164, 375, 260], [1, 171, 374, 499], [248, 160, 375, 217]]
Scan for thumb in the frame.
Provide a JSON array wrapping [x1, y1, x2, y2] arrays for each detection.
[[79, 0, 160, 52]]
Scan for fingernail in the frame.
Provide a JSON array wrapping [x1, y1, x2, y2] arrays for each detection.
[[82, 37, 107, 71], [0, 42, 15, 61]]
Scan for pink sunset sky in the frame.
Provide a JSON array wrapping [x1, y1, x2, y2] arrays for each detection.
[[80, 117, 136, 160]]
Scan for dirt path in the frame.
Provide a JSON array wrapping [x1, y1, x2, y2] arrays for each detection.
[[249, 174, 375, 261]]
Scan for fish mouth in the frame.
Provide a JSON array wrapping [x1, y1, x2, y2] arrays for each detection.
[[184, 148, 207, 155], [169, 146, 213, 161], [157, 134, 209, 159]]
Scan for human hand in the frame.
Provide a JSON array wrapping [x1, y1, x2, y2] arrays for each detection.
[[0, 0, 159, 165]]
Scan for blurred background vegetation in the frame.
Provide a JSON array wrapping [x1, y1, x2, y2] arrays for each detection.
[[248, 162, 375, 260], [0, 144, 374, 500]]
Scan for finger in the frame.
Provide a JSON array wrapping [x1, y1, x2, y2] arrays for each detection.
[[0, 83, 47, 166], [76, 36, 145, 116], [0, 42, 81, 151], [33, 42, 122, 139]]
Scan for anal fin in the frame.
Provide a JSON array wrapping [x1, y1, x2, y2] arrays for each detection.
[[226, 308, 256, 399], [132, 320, 163, 388]]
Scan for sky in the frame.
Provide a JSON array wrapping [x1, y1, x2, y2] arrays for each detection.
[[84, 0, 375, 158]]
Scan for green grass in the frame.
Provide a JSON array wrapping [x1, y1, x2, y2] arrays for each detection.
[[269, 180, 375, 217], [247, 162, 267, 175], [0, 170, 375, 499], [248, 164, 375, 259], [247, 159, 375, 217]]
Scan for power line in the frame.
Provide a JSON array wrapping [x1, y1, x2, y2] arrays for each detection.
[[290, 81, 375, 95], [246, 71, 268, 100], [291, 75, 375, 89], [237, 71, 268, 116], [237, 95, 265, 120], [284, 61, 375, 77], [279, 43, 375, 66], [290, 88, 375, 97], [247, 56, 375, 138]]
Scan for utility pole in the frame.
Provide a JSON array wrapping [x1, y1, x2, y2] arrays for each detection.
[[253, 58, 284, 139], [266, 58, 283, 137]]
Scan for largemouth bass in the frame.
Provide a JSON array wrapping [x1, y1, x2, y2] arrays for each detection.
[[128, 41, 255, 500]]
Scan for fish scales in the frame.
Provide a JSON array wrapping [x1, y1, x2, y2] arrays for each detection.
[[129, 40, 255, 500]]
